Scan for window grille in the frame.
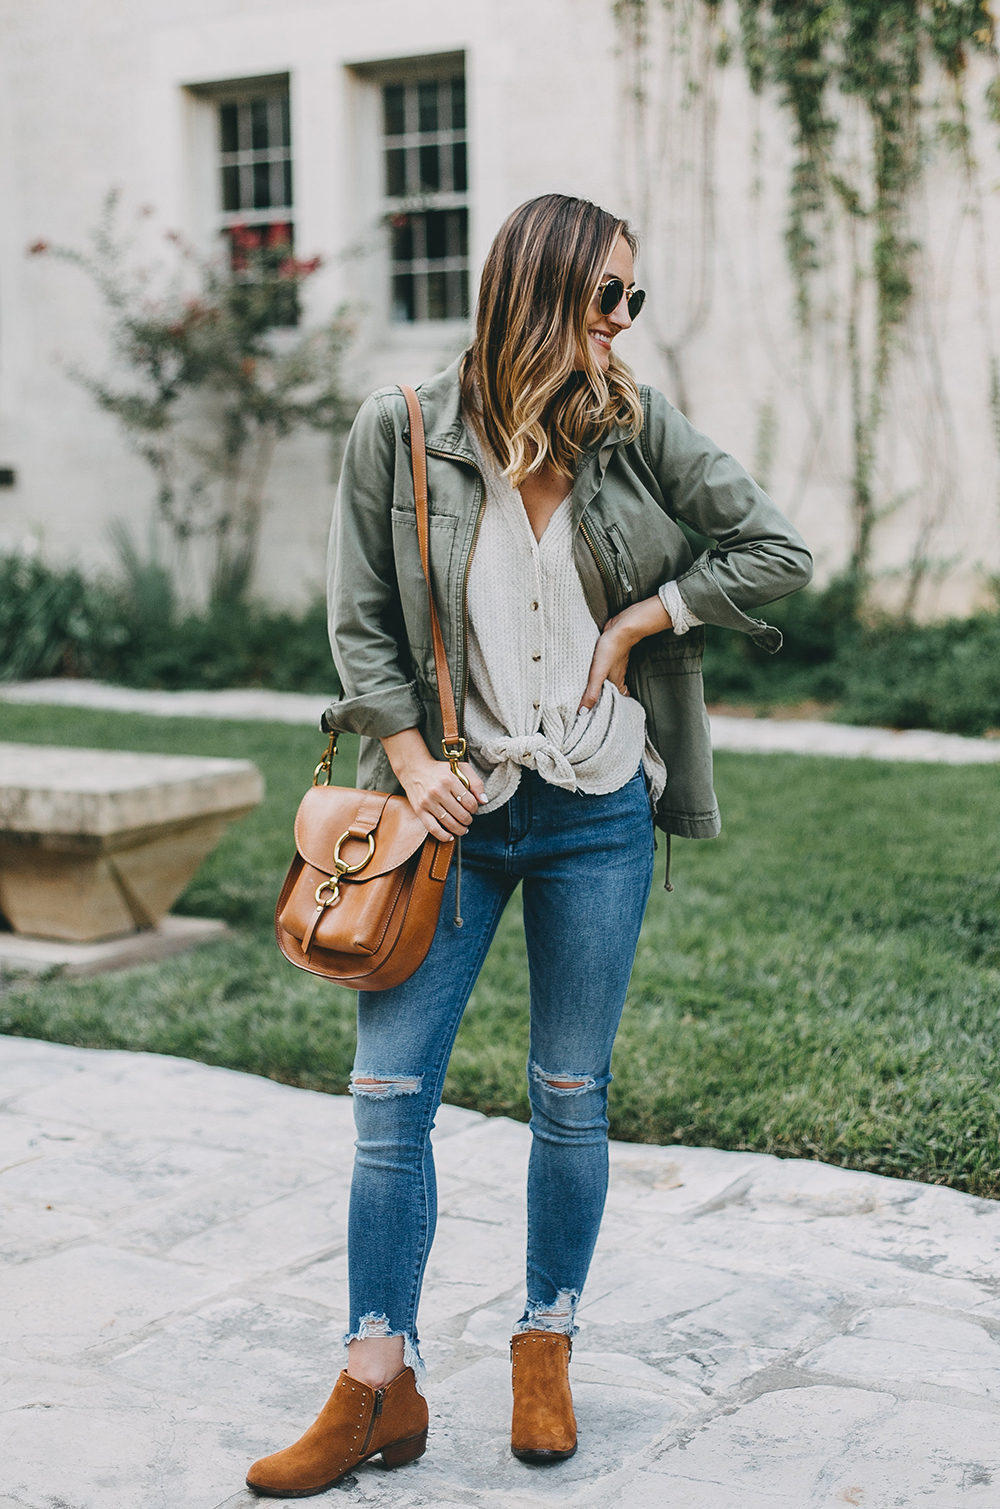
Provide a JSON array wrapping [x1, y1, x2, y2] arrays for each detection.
[[382, 75, 469, 322], [219, 94, 292, 226], [216, 88, 296, 326]]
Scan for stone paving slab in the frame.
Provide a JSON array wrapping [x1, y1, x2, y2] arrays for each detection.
[[2, 1037, 999, 1508], [5, 679, 1000, 762]]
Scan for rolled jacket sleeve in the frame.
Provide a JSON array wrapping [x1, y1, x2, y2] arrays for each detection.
[[323, 392, 424, 739], [642, 389, 813, 652]]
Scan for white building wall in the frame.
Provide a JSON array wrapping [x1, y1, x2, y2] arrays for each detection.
[[1, 0, 999, 616]]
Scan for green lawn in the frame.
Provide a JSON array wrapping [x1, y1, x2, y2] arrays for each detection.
[[2, 703, 999, 1197]]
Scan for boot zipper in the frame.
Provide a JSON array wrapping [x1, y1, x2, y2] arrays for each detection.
[[359, 1387, 385, 1457]]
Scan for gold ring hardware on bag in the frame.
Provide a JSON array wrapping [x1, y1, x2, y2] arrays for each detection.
[[313, 732, 338, 787], [442, 737, 471, 791], [313, 830, 376, 910]]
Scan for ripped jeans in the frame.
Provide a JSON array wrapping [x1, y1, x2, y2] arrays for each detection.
[[346, 766, 655, 1376]]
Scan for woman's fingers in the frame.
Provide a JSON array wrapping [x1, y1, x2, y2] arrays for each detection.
[[412, 772, 480, 839], [458, 762, 489, 805], [580, 632, 625, 711]]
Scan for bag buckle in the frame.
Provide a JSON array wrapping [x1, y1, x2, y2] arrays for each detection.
[[442, 737, 471, 791], [314, 830, 376, 909]]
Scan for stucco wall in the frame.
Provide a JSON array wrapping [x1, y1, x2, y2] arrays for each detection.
[[1, 0, 998, 616]]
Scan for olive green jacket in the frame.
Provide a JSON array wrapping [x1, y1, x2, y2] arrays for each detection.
[[324, 357, 812, 838]]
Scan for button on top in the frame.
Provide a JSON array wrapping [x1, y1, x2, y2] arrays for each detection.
[[532, 653, 541, 662], [530, 600, 539, 610]]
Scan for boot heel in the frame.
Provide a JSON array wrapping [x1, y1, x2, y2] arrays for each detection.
[[381, 1429, 427, 1468]]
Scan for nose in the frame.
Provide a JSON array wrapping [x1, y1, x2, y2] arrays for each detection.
[[609, 293, 632, 331]]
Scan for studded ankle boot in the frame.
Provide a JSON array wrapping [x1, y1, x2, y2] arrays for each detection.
[[246, 1366, 427, 1497], [510, 1329, 577, 1463]]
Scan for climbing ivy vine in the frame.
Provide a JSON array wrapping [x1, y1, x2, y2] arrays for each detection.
[[615, 0, 1000, 612]]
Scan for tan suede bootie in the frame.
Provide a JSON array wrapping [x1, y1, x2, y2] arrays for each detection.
[[246, 1367, 428, 1497], [510, 1329, 577, 1463]]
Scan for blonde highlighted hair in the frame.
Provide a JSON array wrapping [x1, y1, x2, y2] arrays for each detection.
[[461, 194, 643, 487]]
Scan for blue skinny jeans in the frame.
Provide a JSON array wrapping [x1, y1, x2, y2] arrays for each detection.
[[345, 767, 655, 1375]]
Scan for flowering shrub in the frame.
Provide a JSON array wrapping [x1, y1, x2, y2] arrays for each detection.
[[30, 193, 355, 604]]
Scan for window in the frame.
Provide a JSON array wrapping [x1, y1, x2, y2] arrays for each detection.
[[382, 74, 469, 322], [215, 82, 296, 325]]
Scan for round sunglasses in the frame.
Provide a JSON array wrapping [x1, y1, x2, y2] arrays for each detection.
[[596, 277, 646, 319]]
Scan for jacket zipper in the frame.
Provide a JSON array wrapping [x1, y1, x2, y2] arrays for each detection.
[[579, 518, 621, 615], [359, 1387, 385, 1457]]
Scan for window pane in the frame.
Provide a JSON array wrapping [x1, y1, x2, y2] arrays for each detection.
[[253, 160, 272, 209], [279, 95, 291, 148], [419, 143, 440, 191], [222, 164, 241, 212], [282, 159, 293, 207], [425, 210, 448, 260], [392, 272, 415, 322], [426, 271, 447, 321], [452, 141, 467, 194], [385, 147, 407, 197], [450, 77, 466, 130], [220, 103, 239, 154], [418, 81, 438, 133], [250, 99, 270, 151], [390, 214, 413, 262], [384, 84, 406, 136], [455, 207, 469, 257]]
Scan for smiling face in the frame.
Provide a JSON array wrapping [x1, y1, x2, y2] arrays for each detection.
[[584, 234, 636, 372]]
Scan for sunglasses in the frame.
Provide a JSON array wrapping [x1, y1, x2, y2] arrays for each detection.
[[596, 278, 646, 319]]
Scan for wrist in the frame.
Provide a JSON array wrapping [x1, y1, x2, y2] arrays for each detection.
[[609, 595, 670, 647], [381, 728, 433, 784]]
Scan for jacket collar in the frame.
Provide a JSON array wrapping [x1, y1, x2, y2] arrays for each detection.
[[410, 354, 478, 463], [411, 351, 630, 475]]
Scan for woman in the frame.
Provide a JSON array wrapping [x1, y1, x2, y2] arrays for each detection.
[[247, 194, 811, 1497]]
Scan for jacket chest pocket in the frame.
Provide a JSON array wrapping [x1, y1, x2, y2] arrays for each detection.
[[606, 523, 639, 604]]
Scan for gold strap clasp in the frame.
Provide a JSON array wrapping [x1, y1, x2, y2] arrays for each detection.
[[442, 737, 471, 791], [313, 732, 338, 786]]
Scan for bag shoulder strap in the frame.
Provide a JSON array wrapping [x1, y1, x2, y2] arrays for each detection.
[[399, 384, 467, 774]]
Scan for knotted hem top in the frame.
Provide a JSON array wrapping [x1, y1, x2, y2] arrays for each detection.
[[463, 425, 673, 815]]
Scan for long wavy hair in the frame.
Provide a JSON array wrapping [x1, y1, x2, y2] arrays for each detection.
[[460, 194, 644, 486]]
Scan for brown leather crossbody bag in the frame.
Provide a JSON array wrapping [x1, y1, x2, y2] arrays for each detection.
[[274, 385, 469, 991]]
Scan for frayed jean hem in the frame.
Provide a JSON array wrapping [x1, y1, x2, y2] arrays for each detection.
[[342, 1313, 426, 1393], [514, 1288, 580, 1339]]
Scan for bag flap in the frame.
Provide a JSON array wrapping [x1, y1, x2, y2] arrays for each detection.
[[294, 784, 429, 879]]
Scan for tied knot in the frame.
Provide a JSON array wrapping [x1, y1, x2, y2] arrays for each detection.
[[479, 733, 577, 790]]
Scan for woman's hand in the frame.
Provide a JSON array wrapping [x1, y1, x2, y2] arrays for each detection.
[[381, 728, 488, 841], [579, 594, 671, 712]]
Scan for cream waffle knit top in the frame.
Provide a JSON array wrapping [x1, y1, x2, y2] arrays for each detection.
[[464, 429, 693, 814]]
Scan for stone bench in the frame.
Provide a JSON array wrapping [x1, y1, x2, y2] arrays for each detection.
[[0, 742, 264, 945]]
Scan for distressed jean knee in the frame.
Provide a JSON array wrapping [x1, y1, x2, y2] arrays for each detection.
[[350, 1071, 423, 1100], [528, 1061, 612, 1143], [529, 1061, 601, 1096]]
